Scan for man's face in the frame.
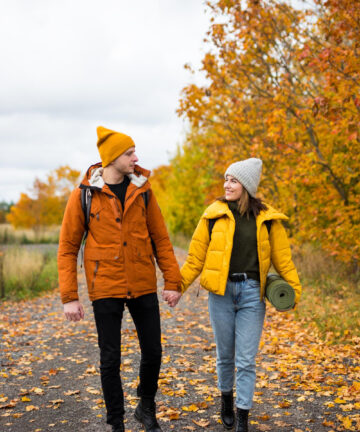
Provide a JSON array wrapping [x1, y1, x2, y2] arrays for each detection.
[[111, 147, 139, 175]]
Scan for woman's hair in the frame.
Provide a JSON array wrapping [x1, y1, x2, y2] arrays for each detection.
[[218, 187, 268, 218]]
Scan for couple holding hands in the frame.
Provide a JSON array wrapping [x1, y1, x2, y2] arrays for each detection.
[[58, 126, 301, 432]]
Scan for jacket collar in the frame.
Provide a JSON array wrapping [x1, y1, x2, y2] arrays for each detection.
[[202, 200, 288, 222], [80, 162, 150, 191]]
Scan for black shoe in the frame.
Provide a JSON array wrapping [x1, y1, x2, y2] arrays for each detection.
[[111, 421, 125, 432], [236, 408, 249, 432], [134, 398, 162, 432], [220, 391, 235, 429]]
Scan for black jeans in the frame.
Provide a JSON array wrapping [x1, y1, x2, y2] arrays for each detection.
[[92, 293, 162, 426]]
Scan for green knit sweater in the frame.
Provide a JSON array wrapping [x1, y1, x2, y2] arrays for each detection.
[[227, 201, 260, 281]]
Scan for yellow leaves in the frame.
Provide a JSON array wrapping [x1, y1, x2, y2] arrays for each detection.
[[337, 415, 354, 430], [350, 381, 360, 393], [86, 387, 101, 395], [31, 387, 45, 395], [182, 401, 208, 412], [0, 400, 17, 409], [21, 396, 31, 402], [157, 405, 181, 421], [49, 399, 64, 408], [278, 400, 292, 409], [182, 404, 200, 412], [192, 418, 210, 427], [84, 365, 98, 375], [64, 390, 80, 396], [25, 405, 39, 411], [0, 250, 359, 431], [334, 398, 347, 404], [297, 395, 306, 402]]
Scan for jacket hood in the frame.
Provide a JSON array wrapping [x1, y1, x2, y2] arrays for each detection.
[[202, 200, 288, 222], [80, 162, 150, 190]]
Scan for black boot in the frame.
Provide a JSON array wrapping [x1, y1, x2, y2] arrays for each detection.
[[111, 420, 125, 432], [220, 391, 235, 429], [134, 397, 162, 432], [236, 408, 249, 432]]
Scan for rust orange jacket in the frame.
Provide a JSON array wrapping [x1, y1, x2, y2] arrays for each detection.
[[58, 163, 181, 304]]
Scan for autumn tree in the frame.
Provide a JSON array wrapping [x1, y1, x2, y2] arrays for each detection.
[[159, 0, 360, 268], [7, 166, 81, 233]]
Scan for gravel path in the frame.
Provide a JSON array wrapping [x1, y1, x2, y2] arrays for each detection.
[[0, 247, 359, 431]]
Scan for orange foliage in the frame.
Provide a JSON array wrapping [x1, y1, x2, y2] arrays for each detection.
[[164, 0, 360, 266], [7, 166, 81, 231]]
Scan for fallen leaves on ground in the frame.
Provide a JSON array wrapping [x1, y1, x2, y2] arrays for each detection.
[[0, 249, 359, 431]]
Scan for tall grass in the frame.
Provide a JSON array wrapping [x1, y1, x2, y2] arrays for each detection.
[[292, 244, 360, 344], [1, 247, 58, 300], [0, 224, 60, 245]]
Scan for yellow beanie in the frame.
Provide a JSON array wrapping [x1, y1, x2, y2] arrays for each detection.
[[96, 126, 135, 167]]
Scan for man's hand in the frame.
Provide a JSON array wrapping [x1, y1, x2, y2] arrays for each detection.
[[63, 300, 85, 322], [162, 290, 182, 308]]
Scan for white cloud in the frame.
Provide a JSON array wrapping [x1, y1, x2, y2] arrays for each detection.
[[0, 0, 210, 202]]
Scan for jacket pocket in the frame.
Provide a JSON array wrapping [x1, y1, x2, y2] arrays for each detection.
[[91, 261, 99, 291]]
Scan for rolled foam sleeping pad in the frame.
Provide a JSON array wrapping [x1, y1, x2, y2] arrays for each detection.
[[265, 273, 295, 311]]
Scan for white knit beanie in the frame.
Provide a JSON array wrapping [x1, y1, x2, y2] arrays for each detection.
[[224, 158, 263, 197]]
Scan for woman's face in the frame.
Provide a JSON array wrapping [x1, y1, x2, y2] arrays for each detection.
[[224, 175, 243, 201]]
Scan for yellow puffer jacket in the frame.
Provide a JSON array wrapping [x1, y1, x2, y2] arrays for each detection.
[[181, 200, 301, 305]]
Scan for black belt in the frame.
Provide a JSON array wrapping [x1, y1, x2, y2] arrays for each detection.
[[228, 272, 260, 282], [228, 273, 248, 282]]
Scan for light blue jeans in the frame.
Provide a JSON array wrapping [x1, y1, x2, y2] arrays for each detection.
[[208, 279, 266, 410]]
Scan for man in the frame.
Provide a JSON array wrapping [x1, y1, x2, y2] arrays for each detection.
[[58, 126, 182, 432]]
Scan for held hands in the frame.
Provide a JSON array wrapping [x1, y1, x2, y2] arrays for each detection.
[[63, 300, 85, 322], [162, 290, 182, 308]]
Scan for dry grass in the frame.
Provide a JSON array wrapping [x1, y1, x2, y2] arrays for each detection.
[[0, 224, 60, 244], [1, 246, 58, 300], [4, 247, 44, 280], [293, 244, 360, 344]]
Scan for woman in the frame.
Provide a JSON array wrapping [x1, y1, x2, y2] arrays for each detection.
[[179, 158, 301, 431]]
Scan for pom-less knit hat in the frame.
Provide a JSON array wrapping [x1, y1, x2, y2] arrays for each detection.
[[224, 158, 263, 197], [97, 126, 135, 167]]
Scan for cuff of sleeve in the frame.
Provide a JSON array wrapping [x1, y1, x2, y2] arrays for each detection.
[[61, 293, 79, 304], [164, 282, 182, 292]]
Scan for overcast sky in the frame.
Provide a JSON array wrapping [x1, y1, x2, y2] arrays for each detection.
[[0, 0, 210, 202]]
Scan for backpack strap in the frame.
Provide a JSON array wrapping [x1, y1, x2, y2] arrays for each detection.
[[208, 218, 218, 242], [80, 188, 93, 267], [264, 220, 272, 235], [80, 188, 93, 234]]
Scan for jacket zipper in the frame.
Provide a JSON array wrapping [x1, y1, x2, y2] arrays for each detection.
[[92, 261, 99, 291], [113, 198, 122, 222]]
